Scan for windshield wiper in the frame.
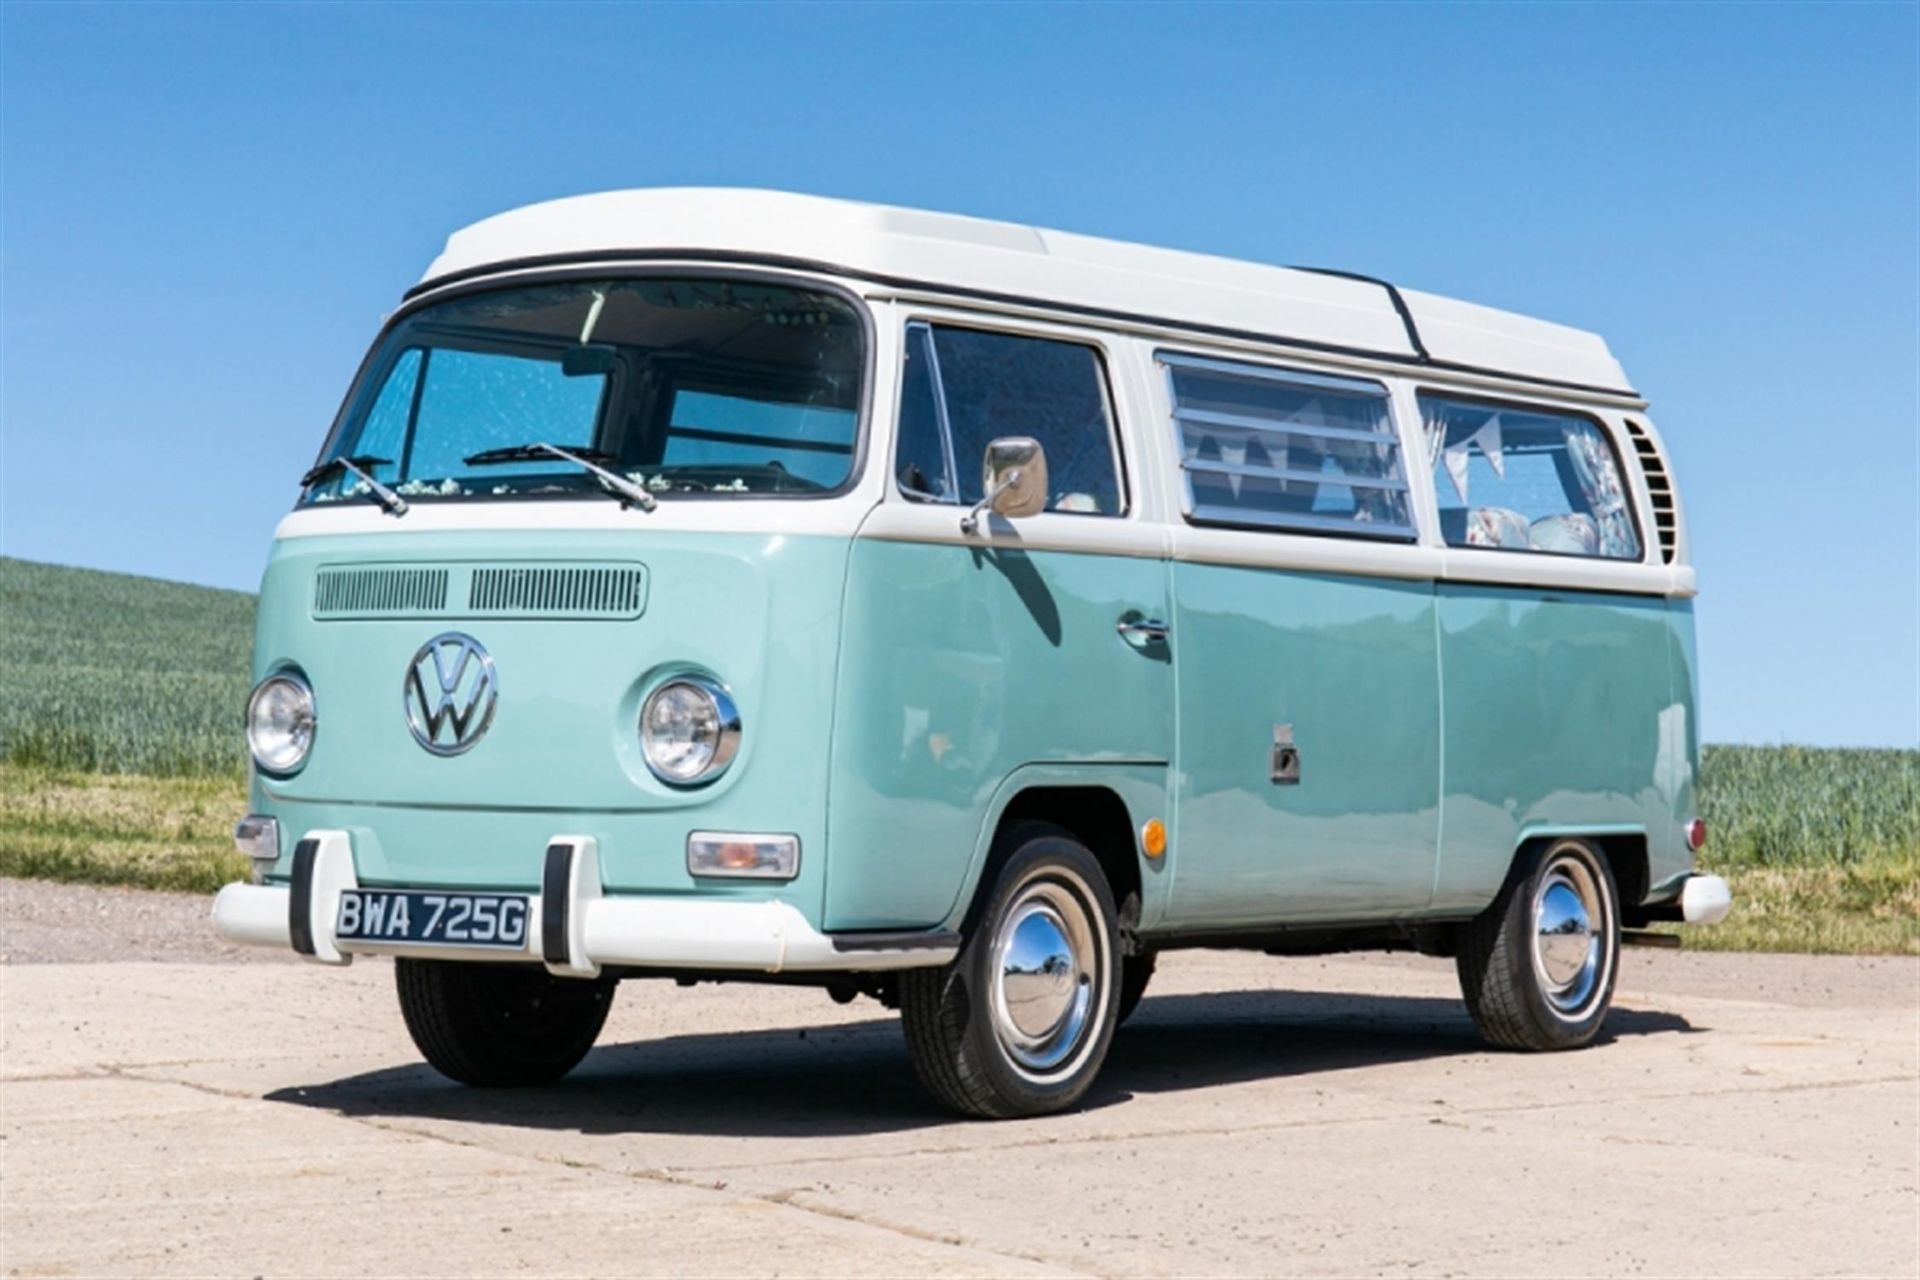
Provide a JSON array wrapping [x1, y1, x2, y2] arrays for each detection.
[[299, 455, 408, 517], [463, 443, 657, 512]]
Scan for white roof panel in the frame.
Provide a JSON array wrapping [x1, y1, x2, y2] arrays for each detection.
[[419, 188, 1634, 396]]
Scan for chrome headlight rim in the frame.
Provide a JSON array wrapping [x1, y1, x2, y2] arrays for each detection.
[[246, 670, 316, 776], [639, 672, 741, 787]]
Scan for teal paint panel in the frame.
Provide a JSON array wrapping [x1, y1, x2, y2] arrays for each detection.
[[1433, 583, 1679, 912], [1166, 564, 1440, 925], [1650, 597, 1702, 896], [249, 528, 847, 919], [965, 762, 1175, 929], [825, 537, 1173, 930]]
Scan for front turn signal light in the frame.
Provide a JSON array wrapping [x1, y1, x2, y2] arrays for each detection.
[[687, 832, 799, 880]]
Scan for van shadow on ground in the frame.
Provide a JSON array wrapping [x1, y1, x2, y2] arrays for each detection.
[[266, 988, 1696, 1141]]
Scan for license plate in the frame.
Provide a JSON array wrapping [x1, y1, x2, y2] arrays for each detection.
[[335, 890, 530, 950]]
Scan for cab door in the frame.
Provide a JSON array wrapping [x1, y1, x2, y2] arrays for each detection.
[[825, 314, 1174, 931], [1158, 354, 1442, 926]]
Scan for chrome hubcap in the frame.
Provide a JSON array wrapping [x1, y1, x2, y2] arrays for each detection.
[[991, 879, 1099, 1075], [1531, 852, 1608, 1017]]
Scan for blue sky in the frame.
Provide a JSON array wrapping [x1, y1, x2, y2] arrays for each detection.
[[3, 3, 1915, 747]]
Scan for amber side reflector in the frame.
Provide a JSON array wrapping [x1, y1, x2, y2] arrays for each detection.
[[1142, 819, 1167, 859]]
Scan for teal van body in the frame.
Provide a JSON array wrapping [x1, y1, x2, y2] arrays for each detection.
[[246, 534, 1700, 937], [213, 190, 1726, 1114]]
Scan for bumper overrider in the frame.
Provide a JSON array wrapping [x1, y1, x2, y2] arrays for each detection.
[[1642, 872, 1734, 926], [211, 831, 960, 976]]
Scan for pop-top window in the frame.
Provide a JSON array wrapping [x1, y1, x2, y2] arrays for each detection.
[[1420, 395, 1641, 560], [1162, 353, 1414, 539], [895, 324, 1124, 515], [303, 278, 865, 506]]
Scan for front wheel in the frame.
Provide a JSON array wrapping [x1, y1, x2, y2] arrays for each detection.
[[1456, 838, 1620, 1051], [396, 959, 614, 1086], [899, 826, 1121, 1118], [1117, 950, 1157, 1026]]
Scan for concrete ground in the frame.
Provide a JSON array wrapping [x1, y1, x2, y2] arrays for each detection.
[[1, 882, 1915, 1277]]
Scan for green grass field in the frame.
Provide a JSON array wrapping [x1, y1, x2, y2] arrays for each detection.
[[0, 556, 1913, 953], [1680, 745, 1917, 954], [1, 557, 253, 776]]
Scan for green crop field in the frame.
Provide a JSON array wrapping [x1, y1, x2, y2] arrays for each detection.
[[1678, 745, 1917, 954], [1, 556, 254, 776], [0, 555, 1913, 952]]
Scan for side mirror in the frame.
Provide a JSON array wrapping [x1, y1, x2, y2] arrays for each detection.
[[961, 437, 1049, 535]]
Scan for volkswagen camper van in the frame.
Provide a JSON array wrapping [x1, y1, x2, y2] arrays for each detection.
[[213, 189, 1729, 1118]]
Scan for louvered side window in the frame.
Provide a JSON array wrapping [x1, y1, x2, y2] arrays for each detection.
[[1160, 353, 1414, 540], [1623, 419, 1679, 564]]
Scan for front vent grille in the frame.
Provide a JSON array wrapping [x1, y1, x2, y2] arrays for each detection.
[[313, 567, 449, 617], [1623, 419, 1678, 564], [468, 566, 647, 618], [312, 562, 646, 620]]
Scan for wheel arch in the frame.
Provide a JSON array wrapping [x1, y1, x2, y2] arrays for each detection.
[[942, 764, 1169, 940], [1505, 827, 1648, 914]]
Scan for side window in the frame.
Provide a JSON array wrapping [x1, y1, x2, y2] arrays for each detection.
[[894, 322, 1124, 515], [1162, 353, 1414, 539], [1419, 394, 1641, 560], [895, 325, 954, 501]]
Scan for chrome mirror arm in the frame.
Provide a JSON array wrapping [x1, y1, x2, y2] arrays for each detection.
[[960, 467, 1022, 536]]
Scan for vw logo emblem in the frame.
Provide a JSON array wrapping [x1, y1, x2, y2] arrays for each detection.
[[403, 632, 499, 756]]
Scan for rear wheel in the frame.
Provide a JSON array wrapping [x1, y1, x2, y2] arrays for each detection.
[[1456, 838, 1620, 1051], [396, 959, 614, 1086], [900, 826, 1121, 1118]]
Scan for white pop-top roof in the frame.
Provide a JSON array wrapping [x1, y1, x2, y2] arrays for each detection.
[[419, 188, 1635, 398]]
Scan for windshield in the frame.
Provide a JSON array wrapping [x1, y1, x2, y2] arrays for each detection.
[[304, 277, 866, 506]]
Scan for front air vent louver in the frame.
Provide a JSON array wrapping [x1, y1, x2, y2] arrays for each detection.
[[313, 567, 449, 617], [312, 562, 646, 620], [468, 566, 647, 618], [1623, 419, 1679, 564]]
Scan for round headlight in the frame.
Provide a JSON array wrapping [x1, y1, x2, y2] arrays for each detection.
[[247, 672, 315, 774], [640, 675, 740, 786]]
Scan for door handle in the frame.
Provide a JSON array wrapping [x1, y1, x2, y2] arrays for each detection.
[[1116, 616, 1170, 645]]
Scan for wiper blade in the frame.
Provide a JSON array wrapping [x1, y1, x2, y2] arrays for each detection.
[[463, 442, 656, 512], [300, 455, 408, 517], [463, 443, 619, 466]]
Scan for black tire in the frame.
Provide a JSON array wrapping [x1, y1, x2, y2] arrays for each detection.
[[1117, 951, 1157, 1026], [1456, 838, 1620, 1051], [899, 825, 1121, 1119], [395, 959, 614, 1086]]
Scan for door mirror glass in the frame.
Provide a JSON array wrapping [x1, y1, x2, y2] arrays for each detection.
[[963, 437, 1048, 533], [986, 436, 1049, 515]]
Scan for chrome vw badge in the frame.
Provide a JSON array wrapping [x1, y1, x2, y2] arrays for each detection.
[[403, 633, 499, 756]]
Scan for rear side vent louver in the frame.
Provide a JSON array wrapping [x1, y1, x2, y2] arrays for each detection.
[[1624, 419, 1679, 564], [313, 567, 449, 617], [468, 566, 647, 618]]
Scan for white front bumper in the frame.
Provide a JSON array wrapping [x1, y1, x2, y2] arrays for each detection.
[[211, 830, 958, 977]]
